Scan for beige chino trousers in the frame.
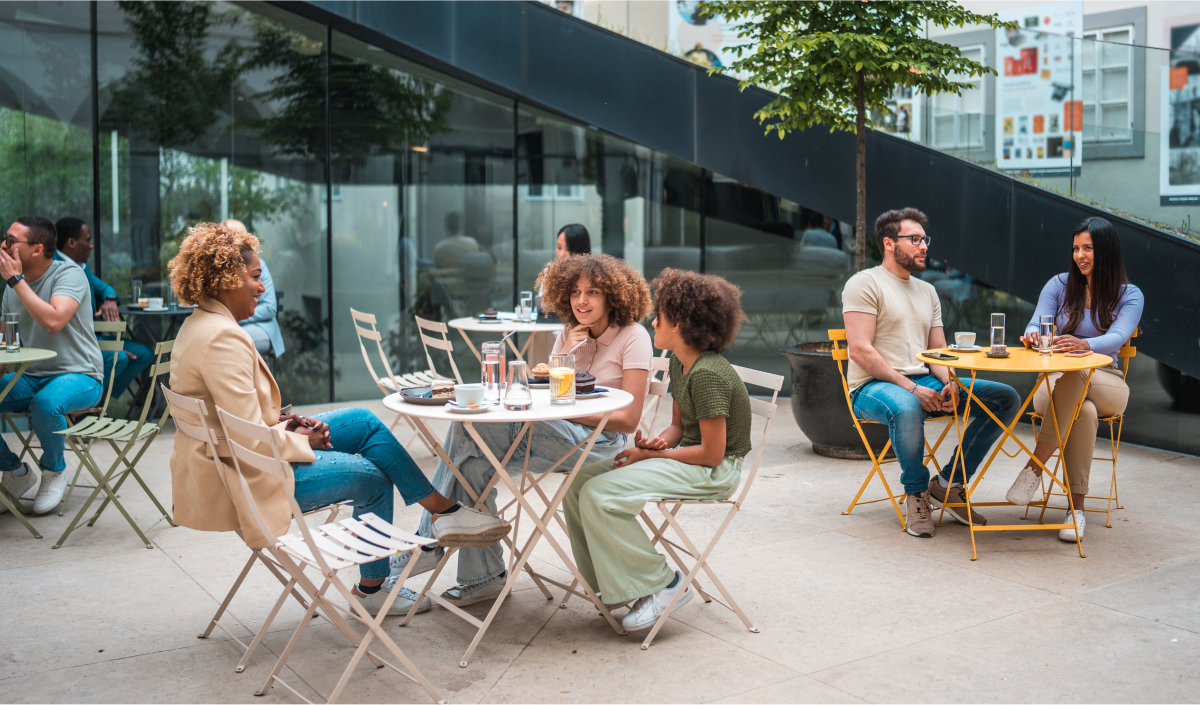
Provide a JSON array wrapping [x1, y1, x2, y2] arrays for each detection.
[[1032, 365, 1128, 494]]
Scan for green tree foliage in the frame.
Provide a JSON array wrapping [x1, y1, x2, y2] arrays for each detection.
[[0, 108, 92, 224], [699, 0, 1013, 270]]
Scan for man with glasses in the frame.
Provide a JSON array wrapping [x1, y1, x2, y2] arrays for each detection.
[[842, 208, 1019, 539], [54, 217, 153, 403], [0, 217, 104, 515]]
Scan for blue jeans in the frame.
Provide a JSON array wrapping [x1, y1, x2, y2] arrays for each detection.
[[291, 407, 436, 580], [415, 419, 628, 586], [101, 339, 153, 402], [0, 373, 103, 473], [851, 375, 1020, 496]]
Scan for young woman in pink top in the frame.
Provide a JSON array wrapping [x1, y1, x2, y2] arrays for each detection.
[[398, 254, 654, 607]]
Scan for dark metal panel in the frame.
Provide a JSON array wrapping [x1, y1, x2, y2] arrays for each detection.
[[524, 3, 694, 160], [695, 77, 855, 216], [305, 0, 353, 20]]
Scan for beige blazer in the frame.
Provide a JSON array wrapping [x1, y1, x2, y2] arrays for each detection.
[[169, 298, 315, 548]]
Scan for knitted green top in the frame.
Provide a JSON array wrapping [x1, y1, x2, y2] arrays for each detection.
[[669, 351, 752, 460]]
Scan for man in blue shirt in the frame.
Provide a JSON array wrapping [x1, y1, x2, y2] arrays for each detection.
[[54, 218, 152, 402]]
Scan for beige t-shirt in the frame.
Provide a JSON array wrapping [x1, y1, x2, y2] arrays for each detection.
[[841, 266, 942, 391]]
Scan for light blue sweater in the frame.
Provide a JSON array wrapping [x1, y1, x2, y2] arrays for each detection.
[[1024, 274, 1143, 357]]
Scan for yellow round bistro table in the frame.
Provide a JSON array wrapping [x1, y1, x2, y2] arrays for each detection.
[[915, 345, 1113, 560], [0, 346, 58, 538]]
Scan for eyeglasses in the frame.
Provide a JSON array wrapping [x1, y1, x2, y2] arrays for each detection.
[[4, 235, 32, 247], [887, 234, 932, 247]]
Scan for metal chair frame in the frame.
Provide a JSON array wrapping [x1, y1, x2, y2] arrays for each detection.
[[350, 308, 435, 456]]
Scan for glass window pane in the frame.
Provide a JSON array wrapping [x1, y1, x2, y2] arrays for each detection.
[[1082, 105, 1097, 140], [1082, 71, 1096, 103], [934, 116, 956, 146], [933, 92, 957, 112], [1081, 40, 1096, 70], [960, 86, 981, 114], [1101, 67, 1128, 102], [1100, 36, 1131, 66], [1100, 104, 1129, 139]]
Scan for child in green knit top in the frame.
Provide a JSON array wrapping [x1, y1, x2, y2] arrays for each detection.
[[562, 268, 751, 632]]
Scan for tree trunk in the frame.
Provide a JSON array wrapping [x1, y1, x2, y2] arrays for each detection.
[[855, 70, 867, 272]]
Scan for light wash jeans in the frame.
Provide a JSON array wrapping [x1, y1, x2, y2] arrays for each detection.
[[414, 419, 627, 586], [0, 373, 102, 473], [292, 407, 436, 580], [851, 374, 1020, 496]]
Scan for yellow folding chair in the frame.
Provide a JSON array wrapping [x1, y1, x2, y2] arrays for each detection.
[[829, 329, 955, 528], [1024, 331, 1136, 528]]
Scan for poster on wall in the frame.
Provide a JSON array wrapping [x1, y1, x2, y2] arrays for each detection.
[[668, 1, 747, 72], [1160, 22, 1200, 206], [994, 1, 1083, 176]]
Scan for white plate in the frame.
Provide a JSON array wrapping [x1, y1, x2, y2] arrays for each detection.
[[529, 380, 549, 388], [145, 307, 168, 312], [445, 401, 492, 414], [948, 344, 982, 352], [474, 318, 504, 324]]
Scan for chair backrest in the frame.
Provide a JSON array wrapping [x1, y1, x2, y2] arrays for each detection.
[[729, 364, 785, 506], [350, 308, 407, 396], [1117, 328, 1137, 376], [161, 384, 226, 496], [640, 351, 672, 436], [92, 320, 127, 419], [414, 315, 463, 384], [215, 405, 331, 573], [128, 339, 174, 437]]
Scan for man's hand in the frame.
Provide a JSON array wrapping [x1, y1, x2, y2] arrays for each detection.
[[632, 429, 667, 450], [940, 380, 959, 413], [98, 299, 120, 322], [613, 446, 654, 468], [0, 247, 22, 280], [1020, 331, 1040, 349], [911, 383, 943, 413], [1052, 334, 1090, 352]]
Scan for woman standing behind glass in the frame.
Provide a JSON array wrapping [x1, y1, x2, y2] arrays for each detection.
[[1006, 216, 1143, 542], [555, 223, 591, 261]]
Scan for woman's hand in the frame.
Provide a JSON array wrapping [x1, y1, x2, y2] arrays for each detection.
[[1052, 334, 1091, 352], [613, 446, 654, 468], [292, 424, 332, 450], [564, 324, 591, 352], [632, 429, 668, 450]]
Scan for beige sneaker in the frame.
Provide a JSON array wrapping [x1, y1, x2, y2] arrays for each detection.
[[432, 503, 511, 548], [905, 492, 935, 538], [927, 478, 987, 526], [1006, 465, 1041, 506]]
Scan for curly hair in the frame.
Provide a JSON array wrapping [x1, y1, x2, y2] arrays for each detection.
[[651, 269, 745, 353], [540, 254, 651, 327], [168, 222, 260, 306]]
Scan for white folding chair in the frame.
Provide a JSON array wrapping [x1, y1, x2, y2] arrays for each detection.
[[162, 385, 348, 674], [638, 350, 671, 436], [215, 405, 444, 704], [637, 364, 784, 650], [413, 315, 464, 384], [350, 308, 436, 456]]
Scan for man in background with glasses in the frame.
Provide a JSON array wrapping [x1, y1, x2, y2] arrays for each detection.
[[0, 216, 104, 515], [841, 208, 1019, 540], [54, 217, 153, 404]]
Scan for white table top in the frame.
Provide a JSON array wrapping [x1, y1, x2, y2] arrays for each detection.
[[448, 316, 563, 334], [383, 387, 633, 423]]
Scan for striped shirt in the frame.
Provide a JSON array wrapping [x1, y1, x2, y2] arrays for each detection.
[[554, 322, 653, 393]]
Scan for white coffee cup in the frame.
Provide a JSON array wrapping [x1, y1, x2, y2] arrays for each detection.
[[954, 332, 976, 348], [147, 297, 164, 310], [454, 383, 486, 408]]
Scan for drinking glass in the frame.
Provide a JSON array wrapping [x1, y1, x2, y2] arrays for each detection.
[[481, 341, 505, 404], [504, 360, 533, 411], [131, 279, 143, 304], [1038, 314, 1055, 356], [990, 313, 1006, 354], [549, 352, 576, 406], [519, 291, 534, 322], [166, 280, 176, 309], [4, 312, 18, 352]]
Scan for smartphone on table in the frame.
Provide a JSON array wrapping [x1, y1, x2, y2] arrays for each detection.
[[922, 351, 959, 360]]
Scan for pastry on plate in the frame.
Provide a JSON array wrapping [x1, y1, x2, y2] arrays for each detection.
[[531, 362, 550, 380], [431, 379, 455, 399], [480, 307, 498, 320], [574, 372, 596, 394]]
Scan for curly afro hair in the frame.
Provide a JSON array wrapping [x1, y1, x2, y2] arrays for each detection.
[[540, 254, 651, 327], [651, 269, 745, 353], [168, 222, 260, 306]]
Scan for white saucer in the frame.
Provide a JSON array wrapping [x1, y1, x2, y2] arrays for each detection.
[[445, 401, 492, 414], [949, 344, 982, 352], [145, 307, 168, 312]]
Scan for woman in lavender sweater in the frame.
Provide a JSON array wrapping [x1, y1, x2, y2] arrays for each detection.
[[1005, 216, 1143, 542]]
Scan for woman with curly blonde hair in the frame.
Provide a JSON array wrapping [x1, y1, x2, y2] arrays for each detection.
[[167, 222, 508, 618], [402, 253, 654, 607]]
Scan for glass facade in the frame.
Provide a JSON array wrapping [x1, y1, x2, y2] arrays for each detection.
[[0, 1, 1196, 456]]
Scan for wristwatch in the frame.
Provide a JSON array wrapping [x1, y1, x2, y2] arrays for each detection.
[[6, 274, 23, 288], [104, 295, 118, 302]]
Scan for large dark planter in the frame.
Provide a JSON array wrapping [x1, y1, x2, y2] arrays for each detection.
[[782, 342, 893, 459]]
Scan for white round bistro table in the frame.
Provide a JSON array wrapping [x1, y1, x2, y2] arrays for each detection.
[[446, 316, 563, 363], [383, 387, 634, 666]]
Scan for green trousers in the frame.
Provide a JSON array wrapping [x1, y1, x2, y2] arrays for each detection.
[[562, 455, 743, 604]]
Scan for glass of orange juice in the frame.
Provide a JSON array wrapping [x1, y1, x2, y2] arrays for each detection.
[[549, 352, 576, 406]]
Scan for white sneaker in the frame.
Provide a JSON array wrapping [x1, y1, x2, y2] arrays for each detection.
[[389, 545, 444, 580], [431, 504, 511, 548], [351, 576, 432, 617], [1059, 509, 1086, 542], [32, 470, 69, 515], [441, 572, 507, 607], [621, 571, 695, 632], [1006, 466, 1042, 506], [0, 464, 37, 514]]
